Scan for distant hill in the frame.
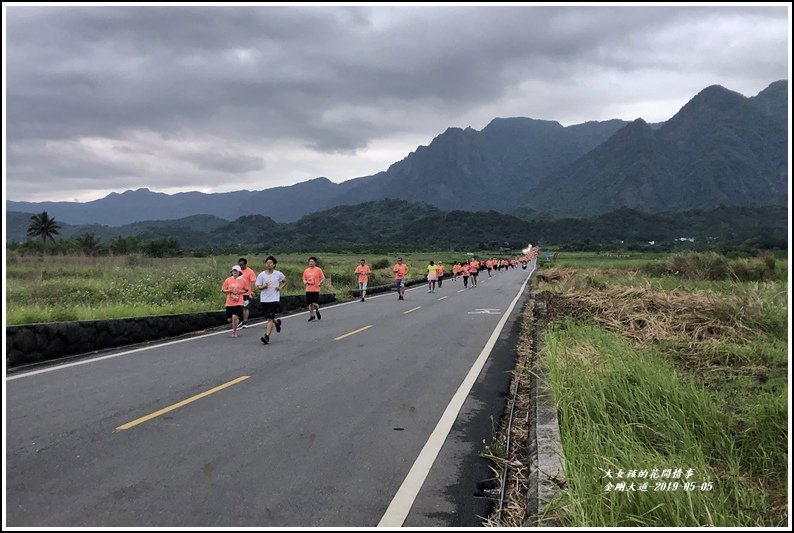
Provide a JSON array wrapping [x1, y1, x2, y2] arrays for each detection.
[[6, 80, 787, 226], [7, 189, 251, 227], [285, 198, 443, 245], [6, 212, 229, 245], [8, 199, 787, 252], [6, 199, 444, 248], [516, 82, 788, 218], [519, 205, 788, 248]]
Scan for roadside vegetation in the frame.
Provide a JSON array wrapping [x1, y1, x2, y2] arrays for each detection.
[[6, 251, 482, 325], [490, 251, 788, 526], [6, 247, 788, 526]]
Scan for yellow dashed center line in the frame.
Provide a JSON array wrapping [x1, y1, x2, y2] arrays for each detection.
[[335, 325, 374, 340], [116, 375, 250, 431]]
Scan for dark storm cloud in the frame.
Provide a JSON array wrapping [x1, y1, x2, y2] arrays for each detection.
[[4, 5, 789, 202]]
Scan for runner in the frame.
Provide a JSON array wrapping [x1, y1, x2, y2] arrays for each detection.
[[255, 256, 287, 345], [461, 261, 470, 288], [393, 257, 409, 300], [452, 261, 461, 282], [426, 260, 437, 293], [469, 256, 480, 288], [237, 257, 258, 328], [435, 261, 445, 288], [354, 258, 372, 302], [221, 265, 248, 338], [302, 256, 326, 321]]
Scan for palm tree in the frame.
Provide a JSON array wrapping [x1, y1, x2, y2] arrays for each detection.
[[27, 211, 61, 243]]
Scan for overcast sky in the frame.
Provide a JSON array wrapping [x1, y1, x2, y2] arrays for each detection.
[[3, 4, 790, 203]]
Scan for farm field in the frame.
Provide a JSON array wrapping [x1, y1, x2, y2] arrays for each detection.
[[487, 251, 788, 527], [6, 250, 503, 324]]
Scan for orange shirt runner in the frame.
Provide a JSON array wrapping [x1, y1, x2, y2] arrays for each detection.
[[302, 266, 326, 292], [355, 264, 371, 283], [239, 267, 257, 296], [222, 276, 249, 307], [393, 263, 408, 280]]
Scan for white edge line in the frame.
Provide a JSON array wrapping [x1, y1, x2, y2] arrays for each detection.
[[377, 267, 535, 526], [6, 330, 222, 381]]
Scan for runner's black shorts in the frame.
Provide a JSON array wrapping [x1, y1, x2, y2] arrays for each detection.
[[226, 306, 244, 319], [261, 301, 281, 319]]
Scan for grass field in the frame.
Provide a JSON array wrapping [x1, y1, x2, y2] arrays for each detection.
[[532, 252, 788, 526], [5, 250, 494, 324]]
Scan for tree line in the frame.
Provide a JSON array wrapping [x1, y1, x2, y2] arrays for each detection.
[[13, 206, 788, 258], [17, 211, 182, 257]]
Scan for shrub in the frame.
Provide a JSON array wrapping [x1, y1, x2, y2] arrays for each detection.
[[641, 252, 729, 280], [757, 251, 776, 272], [728, 258, 769, 282], [372, 258, 390, 269]]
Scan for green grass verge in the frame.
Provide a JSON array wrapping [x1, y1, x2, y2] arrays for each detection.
[[5, 251, 489, 324], [540, 319, 787, 526]]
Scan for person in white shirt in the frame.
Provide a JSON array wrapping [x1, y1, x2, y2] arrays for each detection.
[[255, 256, 287, 345]]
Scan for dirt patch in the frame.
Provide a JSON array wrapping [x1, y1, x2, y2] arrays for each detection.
[[539, 286, 755, 346]]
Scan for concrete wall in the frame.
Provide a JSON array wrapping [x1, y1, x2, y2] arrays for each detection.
[[6, 293, 336, 368]]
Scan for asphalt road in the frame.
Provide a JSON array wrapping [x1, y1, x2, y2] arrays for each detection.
[[5, 265, 535, 527]]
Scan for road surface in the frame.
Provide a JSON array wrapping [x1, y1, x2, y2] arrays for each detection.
[[5, 265, 535, 527]]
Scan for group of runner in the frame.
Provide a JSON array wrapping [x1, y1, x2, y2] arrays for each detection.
[[447, 256, 528, 288], [221, 256, 323, 344], [221, 253, 533, 344]]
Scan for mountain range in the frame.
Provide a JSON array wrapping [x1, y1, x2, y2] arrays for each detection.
[[518, 82, 788, 218], [6, 80, 788, 226]]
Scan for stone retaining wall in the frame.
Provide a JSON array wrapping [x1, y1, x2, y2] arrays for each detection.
[[6, 293, 336, 368]]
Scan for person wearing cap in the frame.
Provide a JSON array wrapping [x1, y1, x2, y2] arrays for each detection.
[[354, 258, 372, 302], [221, 265, 249, 338], [237, 257, 258, 328], [255, 255, 287, 345]]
